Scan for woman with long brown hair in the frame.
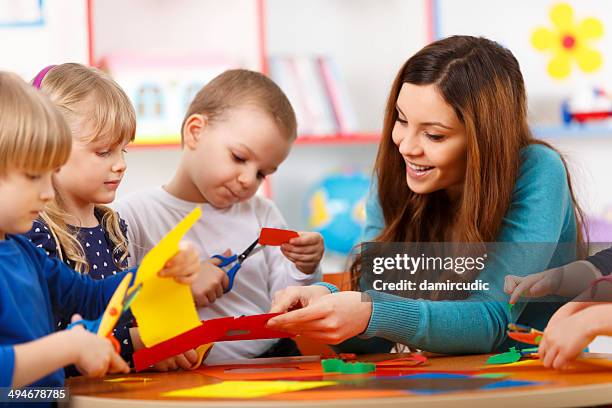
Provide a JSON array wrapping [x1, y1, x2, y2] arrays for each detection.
[[267, 35, 585, 354]]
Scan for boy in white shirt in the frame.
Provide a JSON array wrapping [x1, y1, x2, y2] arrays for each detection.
[[115, 69, 324, 363]]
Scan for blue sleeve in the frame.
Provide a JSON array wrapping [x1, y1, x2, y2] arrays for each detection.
[[0, 346, 15, 387], [359, 146, 577, 354], [38, 249, 128, 321]]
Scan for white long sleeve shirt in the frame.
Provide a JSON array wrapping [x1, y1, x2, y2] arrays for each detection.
[[113, 187, 321, 362]]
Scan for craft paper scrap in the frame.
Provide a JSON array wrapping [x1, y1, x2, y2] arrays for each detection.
[[162, 380, 337, 399], [131, 206, 202, 347], [104, 377, 152, 383], [258, 228, 299, 246]]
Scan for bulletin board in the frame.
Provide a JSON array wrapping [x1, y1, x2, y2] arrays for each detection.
[[0, 0, 89, 80]]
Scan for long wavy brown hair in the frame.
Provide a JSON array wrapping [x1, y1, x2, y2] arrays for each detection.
[[351, 36, 586, 294]]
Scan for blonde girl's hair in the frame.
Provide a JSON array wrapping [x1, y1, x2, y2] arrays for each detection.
[[0, 71, 71, 177], [35, 63, 136, 273]]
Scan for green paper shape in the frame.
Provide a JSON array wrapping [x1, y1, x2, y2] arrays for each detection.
[[341, 362, 376, 374], [321, 359, 376, 374], [486, 347, 522, 365], [508, 303, 514, 311], [321, 359, 344, 373]]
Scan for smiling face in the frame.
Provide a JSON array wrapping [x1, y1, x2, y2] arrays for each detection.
[[392, 82, 468, 199], [0, 169, 55, 239], [183, 105, 292, 208], [53, 97, 128, 210]]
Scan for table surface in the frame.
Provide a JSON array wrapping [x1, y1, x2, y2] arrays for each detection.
[[65, 353, 612, 408]]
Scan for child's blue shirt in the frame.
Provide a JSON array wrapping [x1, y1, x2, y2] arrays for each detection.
[[0, 234, 125, 388], [24, 213, 134, 365]]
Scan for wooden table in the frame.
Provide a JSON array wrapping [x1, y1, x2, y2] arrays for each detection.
[[65, 353, 612, 408]]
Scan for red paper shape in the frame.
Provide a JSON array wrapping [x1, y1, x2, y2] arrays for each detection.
[[376, 354, 428, 367], [133, 313, 292, 371], [259, 228, 299, 246]]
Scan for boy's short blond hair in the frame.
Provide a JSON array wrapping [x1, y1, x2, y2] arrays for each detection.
[[181, 69, 297, 146], [0, 71, 71, 177], [38, 63, 135, 146]]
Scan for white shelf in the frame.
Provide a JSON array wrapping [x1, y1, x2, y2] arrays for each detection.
[[532, 124, 612, 139]]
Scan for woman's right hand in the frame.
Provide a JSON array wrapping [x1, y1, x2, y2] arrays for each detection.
[[269, 285, 332, 313]]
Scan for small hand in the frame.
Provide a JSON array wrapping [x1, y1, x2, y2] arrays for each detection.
[[151, 349, 199, 372], [191, 250, 231, 307], [280, 232, 324, 274], [158, 241, 200, 284], [69, 314, 130, 377], [539, 308, 596, 370], [130, 327, 199, 371]]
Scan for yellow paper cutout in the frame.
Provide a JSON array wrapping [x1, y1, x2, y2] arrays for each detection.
[[104, 377, 152, 383], [162, 380, 337, 399], [131, 206, 202, 347]]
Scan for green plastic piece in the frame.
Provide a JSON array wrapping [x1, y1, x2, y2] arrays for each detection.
[[321, 358, 344, 373], [508, 303, 514, 311], [321, 359, 376, 374], [340, 362, 376, 374], [486, 347, 522, 365]]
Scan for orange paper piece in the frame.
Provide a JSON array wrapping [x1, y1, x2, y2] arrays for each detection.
[[131, 207, 202, 347], [259, 228, 299, 246]]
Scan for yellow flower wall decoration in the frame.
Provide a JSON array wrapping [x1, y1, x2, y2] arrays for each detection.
[[531, 3, 604, 79]]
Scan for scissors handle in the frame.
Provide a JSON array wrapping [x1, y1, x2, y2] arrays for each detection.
[[212, 254, 241, 293], [67, 318, 121, 353], [67, 317, 101, 333]]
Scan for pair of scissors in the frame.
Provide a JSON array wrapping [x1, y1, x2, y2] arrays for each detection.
[[507, 323, 543, 345], [67, 272, 142, 352], [212, 238, 265, 293]]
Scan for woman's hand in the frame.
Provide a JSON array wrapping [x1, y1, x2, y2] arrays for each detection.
[[270, 285, 332, 313], [267, 291, 372, 344]]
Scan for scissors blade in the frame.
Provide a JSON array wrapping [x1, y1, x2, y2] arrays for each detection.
[[123, 283, 143, 313], [238, 238, 261, 263]]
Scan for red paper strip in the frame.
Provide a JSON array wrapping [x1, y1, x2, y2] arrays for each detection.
[[375, 354, 428, 367], [133, 313, 292, 371], [259, 228, 299, 246]]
